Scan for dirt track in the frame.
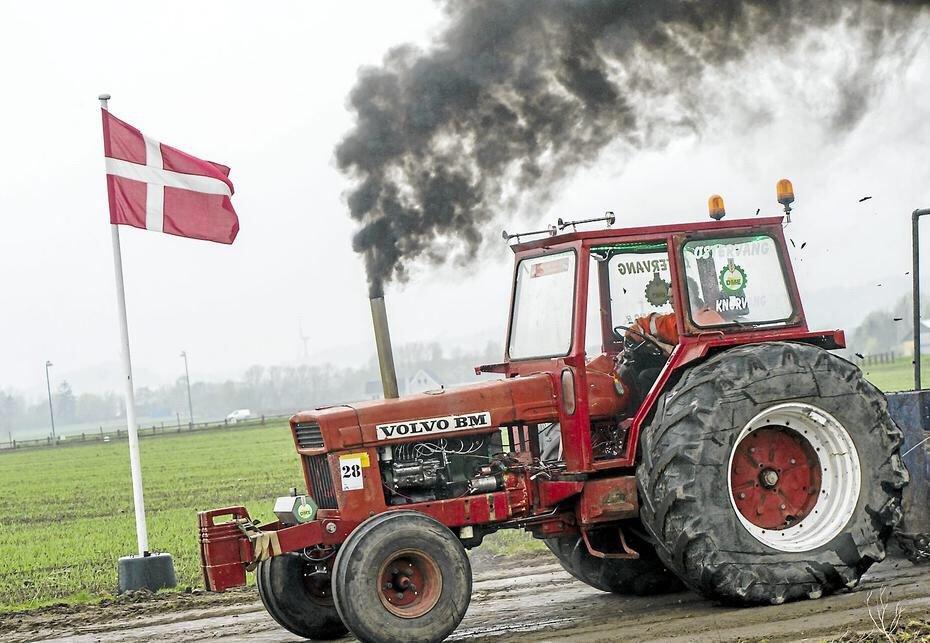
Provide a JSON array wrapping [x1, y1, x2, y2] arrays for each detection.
[[5, 553, 929, 643]]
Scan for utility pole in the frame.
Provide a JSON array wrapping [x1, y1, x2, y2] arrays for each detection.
[[45, 360, 56, 444], [299, 318, 310, 361], [180, 350, 194, 426]]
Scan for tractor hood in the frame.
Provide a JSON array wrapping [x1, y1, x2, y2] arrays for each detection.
[[291, 373, 559, 452]]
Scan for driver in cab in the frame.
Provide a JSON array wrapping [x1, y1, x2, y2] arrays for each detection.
[[627, 284, 725, 350], [622, 286, 724, 404], [628, 310, 678, 354]]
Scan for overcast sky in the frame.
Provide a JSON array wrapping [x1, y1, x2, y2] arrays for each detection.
[[2, 2, 930, 401]]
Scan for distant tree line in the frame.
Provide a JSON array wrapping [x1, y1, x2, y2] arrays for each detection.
[[849, 293, 930, 356], [5, 298, 929, 439], [0, 341, 503, 438]]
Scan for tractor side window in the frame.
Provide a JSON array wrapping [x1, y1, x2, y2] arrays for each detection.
[[586, 258, 604, 355], [682, 235, 793, 326], [509, 251, 576, 359], [591, 242, 672, 332]]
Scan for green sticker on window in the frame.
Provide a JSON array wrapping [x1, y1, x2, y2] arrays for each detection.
[[719, 262, 748, 294], [644, 272, 671, 307]]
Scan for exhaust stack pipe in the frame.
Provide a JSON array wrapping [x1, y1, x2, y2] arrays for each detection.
[[369, 296, 399, 399]]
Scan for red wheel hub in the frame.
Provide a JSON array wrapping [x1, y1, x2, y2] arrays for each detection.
[[377, 549, 442, 618], [730, 426, 822, 530], [301, 555, 336, 606]]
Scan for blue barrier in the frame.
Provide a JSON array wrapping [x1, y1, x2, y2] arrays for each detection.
[[886, 390, 930, 533]]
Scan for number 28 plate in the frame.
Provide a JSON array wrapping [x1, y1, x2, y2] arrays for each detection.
[[339, 452, 370, 491]]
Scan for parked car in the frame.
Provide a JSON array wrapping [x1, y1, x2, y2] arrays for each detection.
[[225, 409, 253, 424]]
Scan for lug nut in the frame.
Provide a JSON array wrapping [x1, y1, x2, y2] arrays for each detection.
[[760, 469, 779, 488], [738, 492, 746, 499], [789, 458, 796, 465]]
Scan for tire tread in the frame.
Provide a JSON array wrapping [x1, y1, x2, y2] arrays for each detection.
[[637, 342, 906, 605]]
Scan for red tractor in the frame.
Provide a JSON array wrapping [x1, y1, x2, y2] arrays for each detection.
[[199, 182, 907, 642]]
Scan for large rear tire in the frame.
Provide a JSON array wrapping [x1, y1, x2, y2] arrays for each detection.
[[544, 528, 683, 595], [332, 511, 472, 643], [256, 553, 347, 640], [637, 342, 907, 605]]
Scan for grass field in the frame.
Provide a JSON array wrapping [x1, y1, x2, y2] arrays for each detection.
[[0, 421, 543, 612], [0, 353, 921, 613], [859, 354, 930, 393], [0, 422, 304, 611]]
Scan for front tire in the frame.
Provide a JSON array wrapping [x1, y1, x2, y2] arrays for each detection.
[[256, 553, 347, 640], [637, 342, 907, 605], [332, 511, 472, 643]]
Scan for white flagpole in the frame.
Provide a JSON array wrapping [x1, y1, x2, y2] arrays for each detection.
[[100, 94, 149, 555]]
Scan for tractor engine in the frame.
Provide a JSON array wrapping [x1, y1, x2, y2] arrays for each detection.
[[379, 435, 501, 504]]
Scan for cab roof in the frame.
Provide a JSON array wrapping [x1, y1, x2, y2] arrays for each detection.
[[509, 216, 785, 253]]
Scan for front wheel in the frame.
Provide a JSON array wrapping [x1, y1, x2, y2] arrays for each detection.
[[256, 553, 347, 640], [332, 511, 472, 643], [637, 342, 907, 605]]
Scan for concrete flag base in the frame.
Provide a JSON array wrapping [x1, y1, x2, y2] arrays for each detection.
[[117, 552, 177, 593]]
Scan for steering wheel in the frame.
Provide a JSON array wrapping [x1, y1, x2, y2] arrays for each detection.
[[613, 324, 670, 357]]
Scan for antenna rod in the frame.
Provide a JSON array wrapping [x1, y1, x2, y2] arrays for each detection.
[[558, 211, 616, 230], [502, 225, 557, 243]]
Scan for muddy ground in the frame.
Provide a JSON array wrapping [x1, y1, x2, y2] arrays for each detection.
[[3, 551, 929, 643]]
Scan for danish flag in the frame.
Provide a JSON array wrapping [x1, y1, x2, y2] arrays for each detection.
[[101, 110, 239, 244]]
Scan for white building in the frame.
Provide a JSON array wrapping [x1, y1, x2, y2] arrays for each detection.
[[363, 369, 444, 399], [404, 369, 442, 395]]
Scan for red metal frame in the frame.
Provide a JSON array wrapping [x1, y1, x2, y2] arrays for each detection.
[[199, 214, 847, 593]]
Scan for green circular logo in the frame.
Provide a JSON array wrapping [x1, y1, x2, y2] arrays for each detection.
[[644, 273, 671, 307], [719, 264, 747, 294], [296, 502, 314, 521]]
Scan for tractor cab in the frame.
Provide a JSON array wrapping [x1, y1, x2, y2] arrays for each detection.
[[489, 209, 841, 473], [504, 216, 807, 367]]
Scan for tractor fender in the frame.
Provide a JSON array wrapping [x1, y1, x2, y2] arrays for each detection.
[[626, 331, 846, 465]]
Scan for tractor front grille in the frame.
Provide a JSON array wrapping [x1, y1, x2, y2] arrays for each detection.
[[305, 454, 338, 509], [294, 422, 325, 450]]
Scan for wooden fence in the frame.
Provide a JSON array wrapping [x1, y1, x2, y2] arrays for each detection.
[[853, 351, 897, 366], [0, 413, 292, 453]]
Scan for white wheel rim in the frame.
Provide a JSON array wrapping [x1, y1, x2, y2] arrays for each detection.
[[726, 402, 861, 553]]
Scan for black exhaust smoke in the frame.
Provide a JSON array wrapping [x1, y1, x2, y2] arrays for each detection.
[[337, 0, 929, 296]]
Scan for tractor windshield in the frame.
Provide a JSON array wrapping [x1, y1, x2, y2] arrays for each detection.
[[509, 251, 576, 359], [681, 235, 794, 327]]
